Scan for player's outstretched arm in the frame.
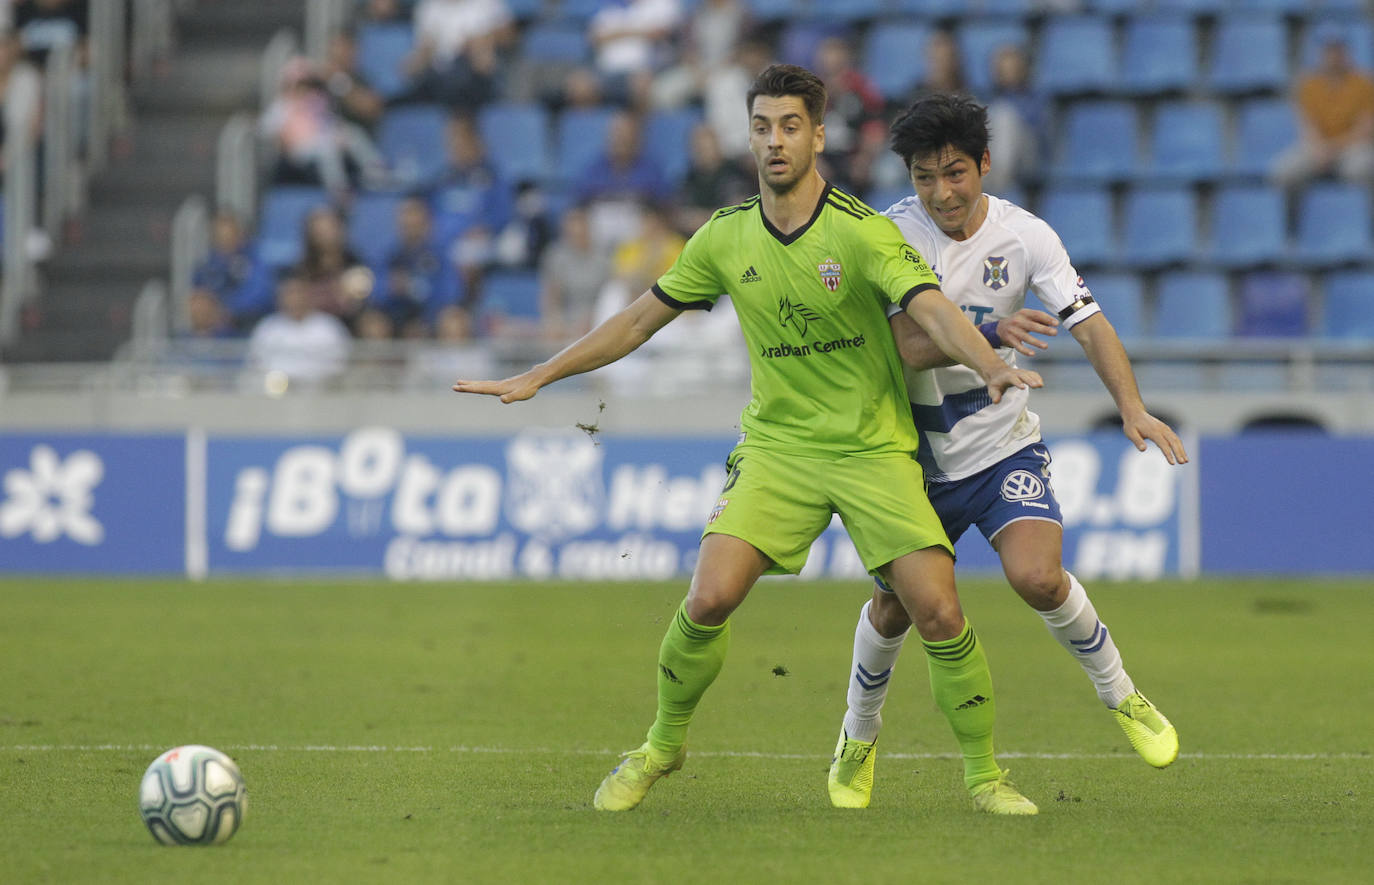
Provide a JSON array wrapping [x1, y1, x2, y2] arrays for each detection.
[[890, 308, 1059, 369], [903, 290, 1043, 402], [1070, 313, 1189, 465], [453, 290, 681, 403]]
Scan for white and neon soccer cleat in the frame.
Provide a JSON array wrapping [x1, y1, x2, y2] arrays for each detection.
[[827, 727, 877, 808], [970, 769, 1039, 815], [593, 742, 686, 811], [1113, 691, 1179, 768]]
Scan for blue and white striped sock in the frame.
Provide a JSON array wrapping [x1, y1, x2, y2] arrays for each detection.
[[1040, 571, 1135, 708], [842, 600, 909, 743]]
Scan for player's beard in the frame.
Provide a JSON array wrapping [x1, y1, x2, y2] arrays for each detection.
[[759, 150, 814, 196]]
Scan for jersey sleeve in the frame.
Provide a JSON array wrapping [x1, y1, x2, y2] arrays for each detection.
[[652, 219, 723, 311], [861, 215, 942, 310], [1026, 217, 1101, 330]]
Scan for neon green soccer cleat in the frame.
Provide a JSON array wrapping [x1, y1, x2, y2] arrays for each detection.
[[970, 770, 1039, 815], [827, 727, 877, 808], [1113, 691, 1179, 768], [592, 742, 686, 811]]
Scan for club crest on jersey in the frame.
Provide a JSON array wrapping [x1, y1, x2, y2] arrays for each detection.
[[817, 257, 842, 292], [983, 256, 1009, 290]]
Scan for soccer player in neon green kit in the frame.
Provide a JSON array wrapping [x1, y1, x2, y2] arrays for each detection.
[[454, 64, 1044, 814]]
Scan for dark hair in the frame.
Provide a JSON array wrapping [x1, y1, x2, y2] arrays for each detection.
[[889, 92, 990, 169], [746, 63, 827, 127]]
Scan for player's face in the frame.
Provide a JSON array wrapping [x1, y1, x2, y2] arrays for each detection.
[[909, 145, 991, 242], [749, 95, 824, 195]]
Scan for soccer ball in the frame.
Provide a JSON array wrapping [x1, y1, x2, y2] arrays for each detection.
[[138, 745, 247, 845]]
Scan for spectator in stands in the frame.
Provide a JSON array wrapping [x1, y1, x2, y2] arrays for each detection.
[[12, 0, 86, 67], [539, 205, 612, 345], [320, 31, 385, 133], [431, 114, 513, 290], [295, 205, 374, 331], [400, 0, 514, 108], [1272, 25, 1374, 191], [246, 272, 353, 388], [191, 210, 275, 331], [260, 57, 387, 196], [0, 28, 43, 188], [359, 0, 407, 24], [491, 179, 554, 273], [702, 35, 772, 158], [185, 289, 236, 340], [911, 29, 966, 102], [647, 0, 749, 112], [361, 196, 461, 338], [674, 123, 755, 232], [575, 109, 673, 250], [404, 303, 496, 388], [813, 35, 887, 194], [585, 0, 684, 109], [983, 43, 1049, 195]]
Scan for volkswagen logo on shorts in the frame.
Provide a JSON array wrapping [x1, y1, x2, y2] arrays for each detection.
[[1000, 469, 1045, 502]]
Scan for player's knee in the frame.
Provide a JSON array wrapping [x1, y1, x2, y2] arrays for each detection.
[[869, 588, 913, 638], [908, 596, 965, 642], [684, 584, 744, 626], [1008, 563, 1068, 611]]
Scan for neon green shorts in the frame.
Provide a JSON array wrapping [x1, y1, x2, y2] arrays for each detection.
[[702, 442, 954, 576]]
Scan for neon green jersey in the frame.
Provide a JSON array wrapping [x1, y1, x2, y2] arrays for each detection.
[[653, 184, 941, 457]]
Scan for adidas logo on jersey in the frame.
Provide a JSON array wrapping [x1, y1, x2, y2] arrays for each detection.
[[739, 266, 761, 283]]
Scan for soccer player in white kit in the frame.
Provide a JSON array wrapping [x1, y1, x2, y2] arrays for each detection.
[[828, 93, 1190, 808]]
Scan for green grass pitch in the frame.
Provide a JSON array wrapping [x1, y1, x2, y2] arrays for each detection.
[[1, 576, 1369, 884]]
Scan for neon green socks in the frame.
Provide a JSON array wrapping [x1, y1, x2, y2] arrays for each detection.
[[646, 602, 730, 755], [924, 620, 1002, 790]]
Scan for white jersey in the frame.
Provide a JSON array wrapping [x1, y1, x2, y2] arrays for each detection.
[[884, 193, 1102, 482]]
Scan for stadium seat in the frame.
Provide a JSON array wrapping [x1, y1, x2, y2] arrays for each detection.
[[480, 269, 542, 322], [554, 106, 616, 186], [1053, 101, 1139, 182], [1300, 17, 1374, 71], [1237, 271, 1311, 337], [1081, 0, 1139, 13], [378, 105, 449, 189], [1121, 187, 1196, 269], [560, 0, 611, 22], [1232, 98, 1298, 178], [1121, 17, 1198, 95], [889, 0, 965, 15], [864, 187, 913, 214], [1035, 16, 1118, 96], [862, 22, 930, 101], [355, 21, 414, 101], [1155, 0, 1228, 15], [778, 20, 832, 69], [1038, 187, 1116, 267], [478, 103, 551, 187], [255, 186, 330, 268], [816, 0, 885, 22], [1320, 270, 1374, 338], [644, 108, 702, 187], [1086, 273, 1145, 339], [1147, 101, 1226, 182], [1208, 184, 1287, 269], [1294, 183, 1374, 267], [956, 20, 1030, 97], [520, 22, 591, 65], [1207, 16, 1289, 94], [1153, 271, 1232, 339], [346, 192, 406, 272], [743, 0, 801, 21]]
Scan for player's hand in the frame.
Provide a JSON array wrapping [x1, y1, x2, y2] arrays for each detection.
[[997, 309, 1058, 357], [452, 369, 543, 404], [1122, 410, 1190, 465], [985, 366, 1043, 403]]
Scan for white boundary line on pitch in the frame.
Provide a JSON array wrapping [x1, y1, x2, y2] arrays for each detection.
[[0, 744, 1367, 761]]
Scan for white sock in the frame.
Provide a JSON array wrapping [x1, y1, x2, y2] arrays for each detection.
[[1039, 571, 1135, 708], [842, 599, 909, 742]]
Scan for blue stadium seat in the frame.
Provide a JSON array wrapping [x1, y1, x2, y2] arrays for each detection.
[[1038, 187, 1116, 267], [555, 106, 616, 186], [644, 108, 702, 187], [478, 103, 550, 187], [560, 0, 611, 21], [1153, 271, 1232, 339], [1232, 98, 1298, 178], [817, 0, 885, 22], [864, 188, 913, 214], [255, 186, 330, 268], [1207, 16, 1289, 94], [1155, 0, 1228, 15], [1321, 270, 1374, 338], [862, 22, 930, 101], [1053, 101, 1139, 182], [1082, 0, 1147, 14], [1121, 187, 1196, 268], [1120, 16, 1197, 95], [1245, 0, 1366, 15], [1294, 183, 1374, 267], [957, 20, 1030, 97], [1035, 16, 1118, 96], [1208, 184, 1287, 269], [1301, 18, 1374, 71], [778, 21, 832, 70], [480, 269, 542, 321], [744, 0, 800, 20], [1086, 273, 1145, 339], [889, 0, 965, 15], [1147, 101, 1226, 182], [346, 192, 406, 272], [378, 104, 449, 189], [1237, 271, 1311, 337], [355, 22, 414, 101], [521, 22, 590, 65]]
